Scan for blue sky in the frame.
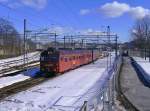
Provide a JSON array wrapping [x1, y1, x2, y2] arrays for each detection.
[[0, 0, 150, 42]]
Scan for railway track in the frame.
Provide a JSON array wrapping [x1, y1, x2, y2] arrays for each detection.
[[116, 57, 138, 111], [0, 58, 101, 101], [0, 61, 40, 77], [0, 77, 50, 100], [0, 52, 40, 76]]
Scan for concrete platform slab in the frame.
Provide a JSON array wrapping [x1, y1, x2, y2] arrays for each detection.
[[120, 57, 150, 111]]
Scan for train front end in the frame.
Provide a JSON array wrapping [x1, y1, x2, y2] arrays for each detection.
[[40, 48, 59, 76]]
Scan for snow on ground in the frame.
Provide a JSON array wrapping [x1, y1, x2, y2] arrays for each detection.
[[0, 74, 30, 89], [0, 54, 116, 111], [133, 57, 150, 76], [0, 52, 40, 63], [0, 51, 40, 71]]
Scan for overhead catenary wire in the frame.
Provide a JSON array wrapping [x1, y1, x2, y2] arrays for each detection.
[[0, 2, 68, 30], [0, 3, 41, 28], [0, 2, 119, 51]]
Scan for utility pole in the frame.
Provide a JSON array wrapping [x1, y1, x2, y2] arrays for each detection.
[[115, 34, 118, 57], [81, 39, 84, 48], [97, 35, 99, 48], [34, 33, 37, 49], [107, 26, 110, 45], [54, 32, 57, 48], [63, 36, 66, 48], [23, 19, 26, 71], [145, 25, 148, 60], [73, 40, 75, 49], [71, 35, 73, 48]]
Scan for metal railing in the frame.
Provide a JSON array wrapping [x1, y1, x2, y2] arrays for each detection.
[[79, 55, 122, 111], [49, 55, 122, 111]]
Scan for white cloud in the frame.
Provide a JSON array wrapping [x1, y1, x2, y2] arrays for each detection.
[[48, 26, 74, 35], [79, 28, 104, 35], [0, 0, 47, 10], [129, 6, 150, 19], [80, 1, 150, 19], [20, 0, 47, 9], [100, 1, 150, 19], [80, 9, 90, 15], [47, 26, 104, 35], [100, 1, 130, 18]]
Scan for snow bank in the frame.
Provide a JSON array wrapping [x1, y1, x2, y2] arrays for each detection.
[[132, 57, 150, 87], [132, 57, 150, 76], [0, 74, 30, 89]]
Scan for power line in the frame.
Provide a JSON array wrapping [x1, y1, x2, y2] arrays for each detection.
[[0, 3, 46, 29], [0, 2, 67, 29]]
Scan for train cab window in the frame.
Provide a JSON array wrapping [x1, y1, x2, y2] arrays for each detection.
[[40, 57, 44, 61]]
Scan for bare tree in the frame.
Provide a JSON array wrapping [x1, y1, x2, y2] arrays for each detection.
[[130, 16, 150, 58], [0, 18, 22, 58], [131, 16, 150, 49]]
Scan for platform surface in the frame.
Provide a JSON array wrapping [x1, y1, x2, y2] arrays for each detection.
[[120, 57, 150, 111]]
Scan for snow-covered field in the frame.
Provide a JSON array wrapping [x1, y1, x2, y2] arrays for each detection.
[[0, 74, 30, 89], [0, 54, 116, 111], [132, 57, 150, 76], [0, 52, 40, 71]]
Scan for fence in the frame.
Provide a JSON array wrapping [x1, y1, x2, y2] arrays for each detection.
[[79, 55, 122, 111], [129, 49, 150, 61], [49, 55, 122, 111]]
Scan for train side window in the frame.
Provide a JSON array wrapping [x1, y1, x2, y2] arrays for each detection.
[[69, 58, 72, 61], [76, 56, 78, 59], [65, 58, 67, 62], [61, 57, 63, 61]]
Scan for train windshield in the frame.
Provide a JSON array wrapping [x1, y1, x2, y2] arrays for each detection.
[[40, 50, 59, 62]]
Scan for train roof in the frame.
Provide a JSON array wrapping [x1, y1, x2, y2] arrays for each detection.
[[41, 47, 100, 56]]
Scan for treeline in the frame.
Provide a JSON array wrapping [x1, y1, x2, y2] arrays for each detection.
[[131, 16, 150, 50], [122, 16, 150, 58], [0, 18, 36, 59]]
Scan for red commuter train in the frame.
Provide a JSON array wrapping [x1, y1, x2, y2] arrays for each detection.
[[40, 48, 102, 76]]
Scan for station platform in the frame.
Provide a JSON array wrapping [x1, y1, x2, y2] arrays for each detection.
[[120, 57, 150, 111]]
